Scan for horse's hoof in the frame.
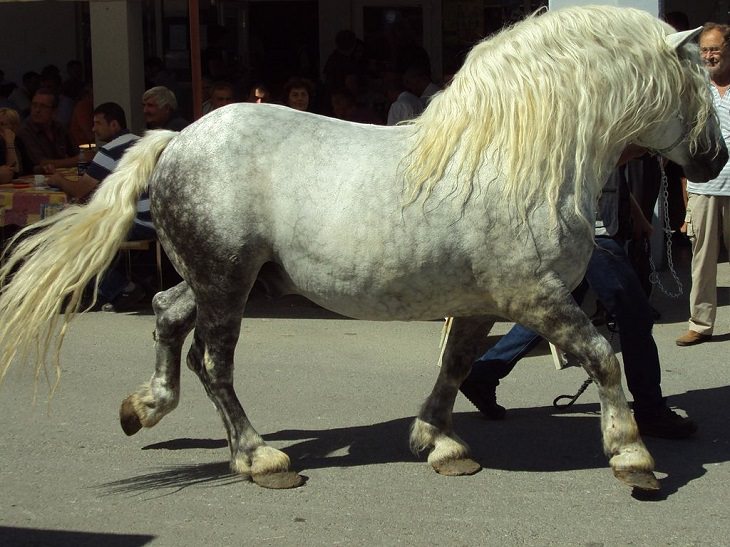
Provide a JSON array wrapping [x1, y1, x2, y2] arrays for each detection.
[[433, 457, 482, 476], [252, 471, 306, 489], [119, 398, 143, 436], [613, 469, 660, 491]]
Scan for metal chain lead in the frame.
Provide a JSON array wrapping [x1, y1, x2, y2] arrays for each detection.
[[647, 156, 683, 298]]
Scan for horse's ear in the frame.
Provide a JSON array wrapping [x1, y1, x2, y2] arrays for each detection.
[[665, 27, 702, 50]]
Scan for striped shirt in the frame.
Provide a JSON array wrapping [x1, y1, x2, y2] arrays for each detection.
[[687, 85, 730, 195], [86, 130, 154, 230]]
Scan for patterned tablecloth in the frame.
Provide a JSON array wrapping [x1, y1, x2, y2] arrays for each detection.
[[0, 173, 71, 227]]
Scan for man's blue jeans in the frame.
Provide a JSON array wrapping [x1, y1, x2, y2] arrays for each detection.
[[472, 236, 663, 411]]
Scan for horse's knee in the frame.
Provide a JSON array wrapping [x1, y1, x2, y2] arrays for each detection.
[[153, 283, 196, 341]]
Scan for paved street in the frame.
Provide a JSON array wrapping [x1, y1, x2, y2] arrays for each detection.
[[1, 244, 729, 546]]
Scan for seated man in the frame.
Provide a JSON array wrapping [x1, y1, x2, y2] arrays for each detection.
[[48, 102, 153, 311], [206, 81, 235, 112], [459, 167, 697, 439], [47, 102, 137, 202], [142, 86, 188, 130], [17, 87, 78, 171]]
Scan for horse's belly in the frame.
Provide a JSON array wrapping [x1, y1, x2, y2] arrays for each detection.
[[287, 274, 499, 321]]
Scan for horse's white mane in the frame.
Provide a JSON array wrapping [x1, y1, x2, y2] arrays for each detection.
[[404, 5, 712, 227]]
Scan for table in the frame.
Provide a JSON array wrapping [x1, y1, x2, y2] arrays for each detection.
[[0, 172, 71, 227]]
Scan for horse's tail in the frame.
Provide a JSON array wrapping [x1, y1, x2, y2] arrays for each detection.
[[0, 129, 177, 394]]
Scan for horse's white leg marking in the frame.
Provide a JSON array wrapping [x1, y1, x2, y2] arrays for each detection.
[[120, 282, 196, 436], [411, 316, 495, 476]]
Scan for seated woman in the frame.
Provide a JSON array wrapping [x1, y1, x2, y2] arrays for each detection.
[[281, 77, 315, 112]]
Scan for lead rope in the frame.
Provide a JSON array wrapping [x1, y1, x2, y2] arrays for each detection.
[[648, 156, 684, 298]]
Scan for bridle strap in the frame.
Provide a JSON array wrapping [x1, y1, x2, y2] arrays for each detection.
[[643, 114, 690, 156], [648, 126, 690, 156]]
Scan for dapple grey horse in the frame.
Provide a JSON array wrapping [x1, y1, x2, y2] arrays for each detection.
[[0, 6, 726, 491]]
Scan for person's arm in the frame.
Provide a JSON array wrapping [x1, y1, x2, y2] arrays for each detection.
[[46, 171, 99, 200], [41, 154, 80, 170], [629, 192, 653, 240], [2, 128, 20, 175], [38, 126, 81, 171], [17, 126, 48, 170], [680, 177, 688, 233]]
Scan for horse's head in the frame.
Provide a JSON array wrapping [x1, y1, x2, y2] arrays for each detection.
[[636, 28, 728, 182]]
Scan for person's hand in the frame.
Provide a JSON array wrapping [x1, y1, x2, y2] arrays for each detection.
[[46, 173, 66, 189], [41, 163, 56, 175]]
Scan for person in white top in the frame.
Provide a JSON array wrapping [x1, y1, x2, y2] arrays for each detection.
[[403, 65, 441, 108], [676, 23, 730, 346]]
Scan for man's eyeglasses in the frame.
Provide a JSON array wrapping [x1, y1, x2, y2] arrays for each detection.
[[31, 102, 54, 110], [700, 46, 724, 55]]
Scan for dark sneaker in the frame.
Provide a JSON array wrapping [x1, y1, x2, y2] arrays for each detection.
[[634, 406, 698, 439], [459, 371, 506, 420]]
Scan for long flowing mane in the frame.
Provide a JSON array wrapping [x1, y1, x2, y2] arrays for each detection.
[[403, 5, 712, 227]]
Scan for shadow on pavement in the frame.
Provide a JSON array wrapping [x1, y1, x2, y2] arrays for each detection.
[[142, 438, 227, 450], [98, 462, 246, 496], [0, 527, 154, 547], [98, 386, 729, 499]]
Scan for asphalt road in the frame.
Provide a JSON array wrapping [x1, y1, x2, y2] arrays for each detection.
[[1, 244, 729, 546]]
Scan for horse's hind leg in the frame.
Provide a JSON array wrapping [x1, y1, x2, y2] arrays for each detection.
[[512, 279, 658, 491], [186, 294, 304, 489], [120, 282, 196, 435], [411, 316, 495, 476]]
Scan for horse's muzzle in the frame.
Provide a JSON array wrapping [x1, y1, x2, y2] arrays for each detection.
[[684, 140, 729, 183]]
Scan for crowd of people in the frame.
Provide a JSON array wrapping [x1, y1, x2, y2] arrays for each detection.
[[192, 31, 441, 126]]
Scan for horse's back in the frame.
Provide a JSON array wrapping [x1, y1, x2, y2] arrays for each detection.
[[154, 104, 408, 209]]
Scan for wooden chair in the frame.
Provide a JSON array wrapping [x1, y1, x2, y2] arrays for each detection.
[[118, 239, 163, 291]]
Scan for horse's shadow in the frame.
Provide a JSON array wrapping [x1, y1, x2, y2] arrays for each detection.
[[101, 385, 730, 498]]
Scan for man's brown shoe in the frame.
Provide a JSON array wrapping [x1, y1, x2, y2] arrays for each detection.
[[675, 330, 711, 346]]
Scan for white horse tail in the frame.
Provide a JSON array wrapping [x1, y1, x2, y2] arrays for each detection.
[[0, 129, 177, 394]]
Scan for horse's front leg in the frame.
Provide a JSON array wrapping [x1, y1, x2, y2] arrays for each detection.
[[513, 279, 659, 491], [411, 316, 495, 476], [120, 281, 196, 435], [187, 293, 304, 489]]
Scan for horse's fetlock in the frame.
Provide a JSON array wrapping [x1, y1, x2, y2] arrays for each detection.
[[409, 418, 438, 455], [251, 446, 292, 475]]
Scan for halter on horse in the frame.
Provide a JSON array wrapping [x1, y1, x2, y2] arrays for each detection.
[[0, 6, 726, 491]]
